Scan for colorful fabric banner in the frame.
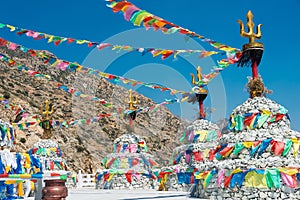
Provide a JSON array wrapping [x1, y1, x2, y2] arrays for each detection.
[[179, 129, 221, 143], [106, 1, 241, 57], [228, 109, 289, 131], [160, 166, 300, 190], [172, 138, 299, 164], [0, 150, 42, 176], [0, 52, 113, 108], [0, 22, 222, 59], [0, 37, 235, 96]]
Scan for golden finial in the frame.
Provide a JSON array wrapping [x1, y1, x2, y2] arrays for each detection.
[[190, 66, 208, 94], [124, 89, 138, 110], [237, 10, 263, 50], [40, 100, 54, 120], [190, 66, 202, 85]]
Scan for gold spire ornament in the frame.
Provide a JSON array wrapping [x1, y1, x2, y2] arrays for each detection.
[[124, 89, 138, 122], [237, 10, 264, 74], [238, 11, 263, 51], [237, 11, 265, 98], [191, 66, 202, 85], [40, 100, 54, 120], [125, 89, 138, 111], [190, 66, 208, 119], [40, 100, 54, 139], [190, 66, 208, 94]]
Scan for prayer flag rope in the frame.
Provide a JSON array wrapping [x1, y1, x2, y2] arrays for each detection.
[[0, 37, 237, 96], [0, 22, 223, 60], [159, 167, 300, 189], [106, 1, 241, 56], [228, 109, 289, 131], [172, 137, 300, 165], [0, 52, 113, 108]]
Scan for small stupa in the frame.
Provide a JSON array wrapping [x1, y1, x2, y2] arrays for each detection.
[[29, 100, 68, 200], [29, 100, 67, 172], [100, 90, 159, 190], [160, 67, 221, 193]]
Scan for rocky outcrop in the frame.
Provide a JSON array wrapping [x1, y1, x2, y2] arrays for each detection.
[[0, 44, 187, 173]]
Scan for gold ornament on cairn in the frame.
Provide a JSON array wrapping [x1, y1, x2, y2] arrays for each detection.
[[190, 66, 208, 119], [124, 89, 138, 127], [40, 100, 54, 139], [237, 11, 263, 53], [238, 11, 265, 98]]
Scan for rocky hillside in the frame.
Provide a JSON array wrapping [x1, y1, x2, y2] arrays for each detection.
[[0, 44, 188, 173]]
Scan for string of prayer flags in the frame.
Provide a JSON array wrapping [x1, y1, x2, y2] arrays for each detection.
[[172, 138, 300, 165], [106, 1, 241, 57], [0, 22, 221, 59], [228, 109, 289, 131], [0, 53, 113, 108], [159, 166, 300, 189], [179, 129, 221, 143], [11, 113, 115, 130], [0, 37, 236, 96]]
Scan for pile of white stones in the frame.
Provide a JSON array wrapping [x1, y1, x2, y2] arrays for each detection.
[[191, 97, 300, 200], [100, 133, 158, 190], [165, 119, 221, 192], [31, 139, 67, 171], [108, 174, 158, 190]]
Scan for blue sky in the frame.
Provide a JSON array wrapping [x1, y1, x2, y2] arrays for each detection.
[[0, 0, 299, 131]]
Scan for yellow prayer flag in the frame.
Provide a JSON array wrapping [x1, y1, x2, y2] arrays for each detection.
[[231, 168, 243, 174], [291, 138, 299, 157], [262, 109, 272, 115], [278, 168, 298, 176], [5, 180, 16, 184], [76, 40, 89, 44], [202, 149, 210, 159], [107, 174, 114, 182], [243, 141, 254, 148], [196, 130, 208, 142], [244, 171, 267, 188], [195, 172, 208, 180], [46, 35, 54, 43], [6, 25, 16, 32]]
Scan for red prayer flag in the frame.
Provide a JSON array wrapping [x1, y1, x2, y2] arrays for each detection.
[[271, 140, 285, 155]]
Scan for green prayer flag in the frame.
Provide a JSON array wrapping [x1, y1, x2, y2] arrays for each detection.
[[60, 175, 67, 180], [234, 115, 244, 131], [179, 132, 187, 143], [265, 169, 281, 188], [233, 143, 244, 155], [204, 172, 213, 188], [282, 140, 293, 156], [257, 114, 269, 128]]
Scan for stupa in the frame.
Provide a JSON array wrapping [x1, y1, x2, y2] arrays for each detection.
[[188, 11, 300, 200], [29, 100, 67, 172], [29, 100, 68, 200], [160, 67, 221, 193], [100, 90, 159, 190]]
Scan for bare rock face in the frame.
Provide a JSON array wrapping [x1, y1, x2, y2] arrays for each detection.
[[0, 43, 187, 173]]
